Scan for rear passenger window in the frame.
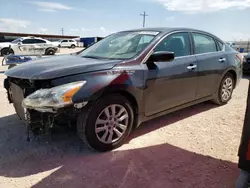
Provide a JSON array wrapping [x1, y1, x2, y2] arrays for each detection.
[[154, 32, 191, 57], [192, 33, 217, 54]]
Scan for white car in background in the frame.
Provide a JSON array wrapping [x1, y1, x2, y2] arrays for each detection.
[[0, 37, 59, 56], [57, 39, 77, 48]]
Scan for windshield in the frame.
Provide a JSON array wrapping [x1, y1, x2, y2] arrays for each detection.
[[11, 38, 23, 44], [78, 31, 159, 60]]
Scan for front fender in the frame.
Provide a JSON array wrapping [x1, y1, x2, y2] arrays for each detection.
[[72, 71, 142, 100], [68, 70, 144, 114]]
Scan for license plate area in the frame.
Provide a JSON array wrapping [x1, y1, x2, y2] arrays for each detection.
[[10, 83, 26, 121]]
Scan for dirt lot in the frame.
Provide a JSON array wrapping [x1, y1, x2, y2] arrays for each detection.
[[0, 49, 248, 188]]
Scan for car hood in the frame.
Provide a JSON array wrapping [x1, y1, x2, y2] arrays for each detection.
[[0, 42, 11, 48], [5, 54, 122, 80]]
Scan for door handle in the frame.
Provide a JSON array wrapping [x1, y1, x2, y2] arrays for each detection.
[[219, 58, 226, 62], [187, 65, 197, 70]]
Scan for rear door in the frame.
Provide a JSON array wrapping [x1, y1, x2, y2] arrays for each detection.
[[191, 32, 227, 99]]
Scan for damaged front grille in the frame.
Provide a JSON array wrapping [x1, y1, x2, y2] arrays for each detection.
[[4, 77, 53, 129], [4, 77, 79, 141]]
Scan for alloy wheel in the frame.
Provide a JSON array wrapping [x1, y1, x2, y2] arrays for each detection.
[[221, 77, 233, 102], [95, 104, 129, 144]]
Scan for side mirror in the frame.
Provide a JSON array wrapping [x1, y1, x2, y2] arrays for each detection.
[[148, 51, 175, 62], [17, 42, 22, 45]]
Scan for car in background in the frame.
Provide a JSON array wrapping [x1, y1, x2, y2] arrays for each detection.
[[0, 36, 59, 56], [57, 39, 77, 48], [243, 52, 250, 73], [4, 27, 243, 152], [226, 42, 240, 51]]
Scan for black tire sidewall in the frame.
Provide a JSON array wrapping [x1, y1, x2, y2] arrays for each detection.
[[71, 45, 76, 48], [79, 95, 134, 151], [1, 48, 13, 56], [46, 49, 55, 55], [218, 73, 234, 104]]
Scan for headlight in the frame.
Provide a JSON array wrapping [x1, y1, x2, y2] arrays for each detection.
[[22, 81, 86, 109]]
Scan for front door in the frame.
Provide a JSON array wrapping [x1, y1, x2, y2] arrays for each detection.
[[191, 32, 227, 99], [144, 32, 198, 116]]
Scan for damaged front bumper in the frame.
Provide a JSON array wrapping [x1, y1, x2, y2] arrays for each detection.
[[4, 77, 88, 137]]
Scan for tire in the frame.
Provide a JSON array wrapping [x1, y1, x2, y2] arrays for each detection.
[[212, 72, 235, 105], [45, 48, 55, 55], [77, 94, 134, 152], [58, 45, 61, 48], [71, 44, 76, 49], [1, 48, 14, 56]]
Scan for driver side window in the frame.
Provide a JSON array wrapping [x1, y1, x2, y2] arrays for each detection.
[[154, 32, 191, 57]]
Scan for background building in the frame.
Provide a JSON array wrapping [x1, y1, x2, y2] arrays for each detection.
[[0, 32, 79, 42]]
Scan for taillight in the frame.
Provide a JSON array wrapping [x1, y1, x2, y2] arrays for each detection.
[[236, 54, 243, 65]]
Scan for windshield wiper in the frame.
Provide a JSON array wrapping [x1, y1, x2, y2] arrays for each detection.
[[82, 55, 103, 59]]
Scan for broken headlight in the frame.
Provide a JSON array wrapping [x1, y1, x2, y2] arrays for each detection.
[[22, 81, 86, 109]]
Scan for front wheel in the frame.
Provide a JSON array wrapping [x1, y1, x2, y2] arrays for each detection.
[[71, 44, 76, 49], [77, 94, 134, 152], [1, 48, 14, 56], [212, 73, 235, 105]]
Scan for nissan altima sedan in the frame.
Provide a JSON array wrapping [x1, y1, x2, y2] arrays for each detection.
[[4, 27, 243, 152]]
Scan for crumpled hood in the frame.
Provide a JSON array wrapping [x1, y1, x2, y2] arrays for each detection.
[[4, 54, 121, 80]]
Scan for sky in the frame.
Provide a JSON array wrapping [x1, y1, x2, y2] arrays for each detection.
[[0, 0, 250, 41]]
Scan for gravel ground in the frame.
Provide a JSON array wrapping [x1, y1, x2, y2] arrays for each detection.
[[0, 49, 248, 188]]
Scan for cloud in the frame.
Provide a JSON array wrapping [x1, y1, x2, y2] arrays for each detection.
[[100, 27, 106, 32], [27, 1, 73, 12], [0, 18, 31, 32], [154, 0, 250, 13], [39, 28, 48, 33]]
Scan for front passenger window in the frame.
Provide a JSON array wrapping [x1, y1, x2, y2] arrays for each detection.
[[154, 32, 191, 57]]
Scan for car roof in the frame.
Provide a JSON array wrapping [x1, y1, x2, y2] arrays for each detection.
[[119, 27, 223, 41], [21, 36, 46, 40]]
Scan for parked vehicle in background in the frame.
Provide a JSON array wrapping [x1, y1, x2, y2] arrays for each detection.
[[226, 42, 240, 51], [243, 52, 250, 73], [0, 36, 59, 56], [4, 27, 243, 152], [57, 39, 77, 48]]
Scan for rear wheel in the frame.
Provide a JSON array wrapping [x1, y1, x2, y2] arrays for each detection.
[[71, 44, 76, 49], [77, 94, 134, 152], [45, 48, 55, 55], [212, 73, 235, 105]]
